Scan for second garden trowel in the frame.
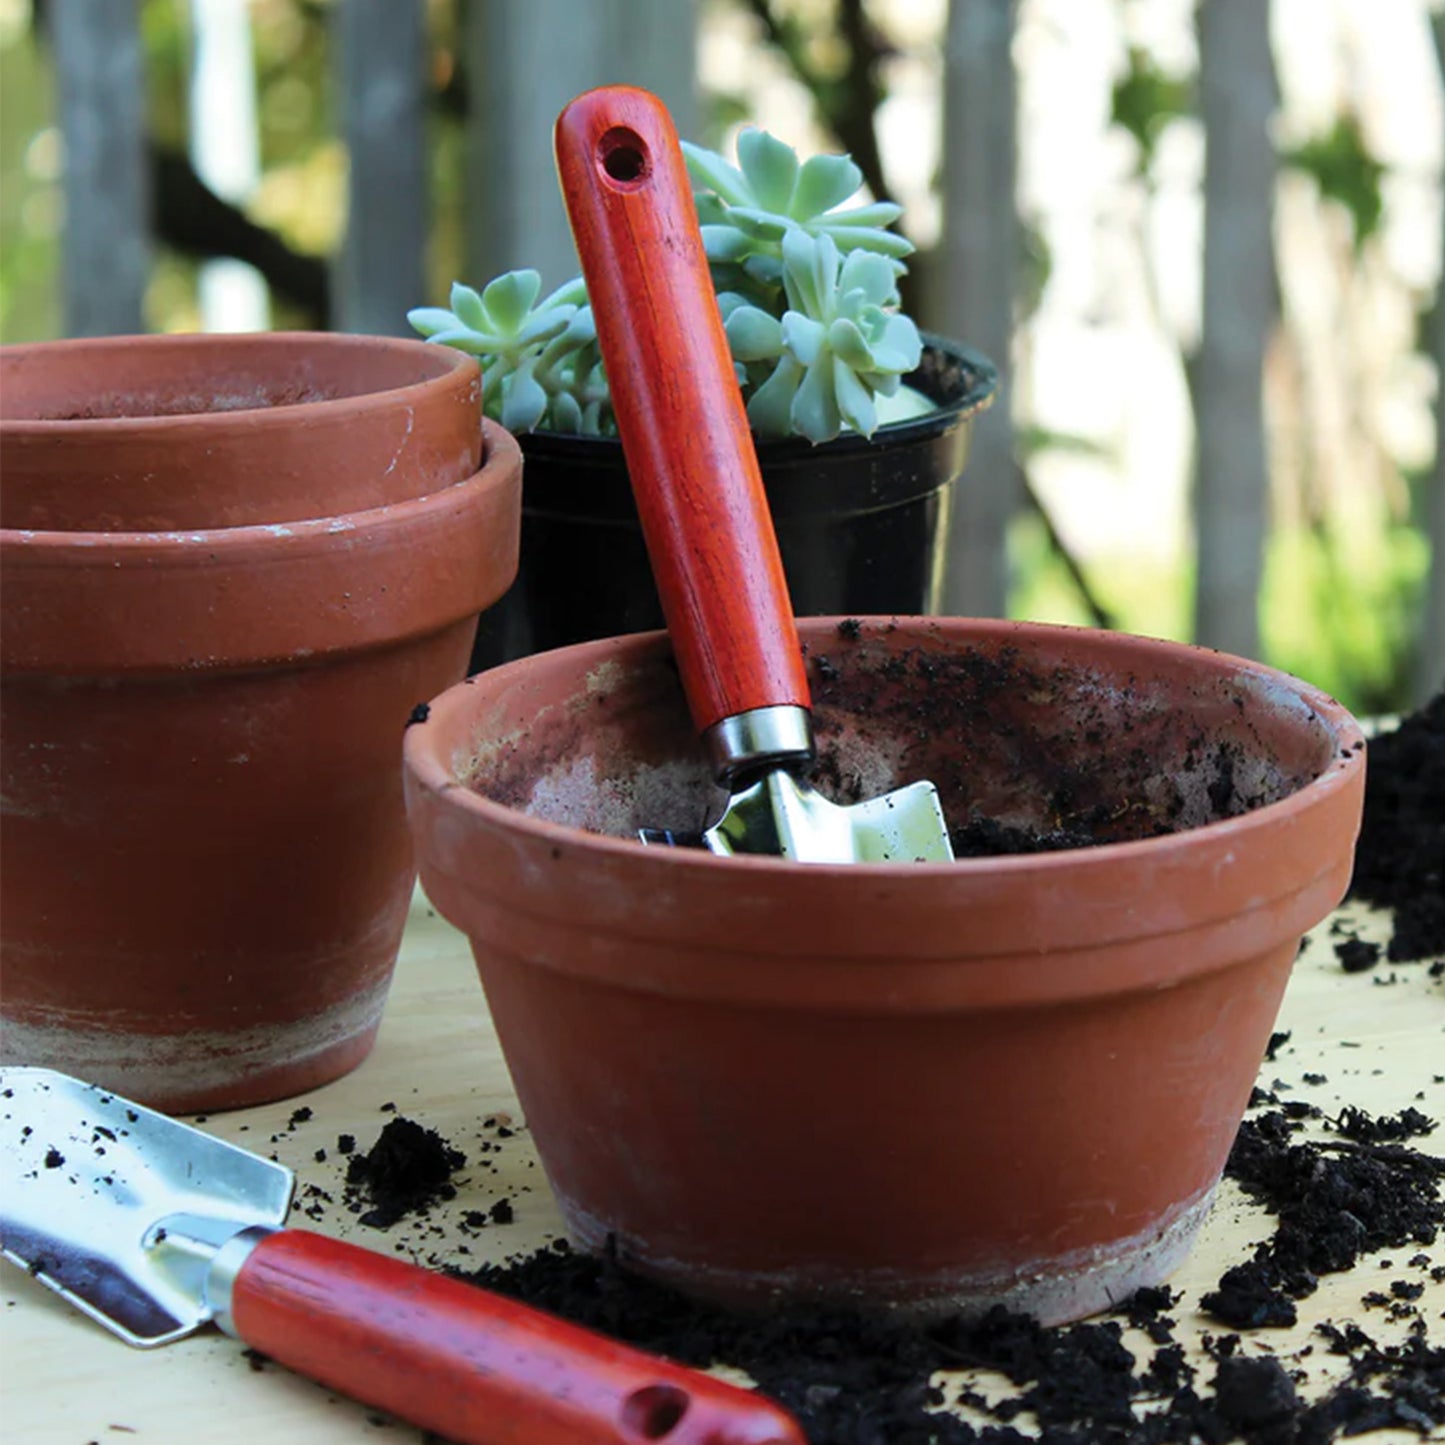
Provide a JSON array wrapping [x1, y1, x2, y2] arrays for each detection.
[[0, 1066, 804, 1445]]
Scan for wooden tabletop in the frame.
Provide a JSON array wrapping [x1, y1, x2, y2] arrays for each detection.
[[2, 885, 1440, 1444]]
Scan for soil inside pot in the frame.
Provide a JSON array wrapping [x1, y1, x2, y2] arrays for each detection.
[[49, 384, 334, 420], [465, 620, 1341, 854]]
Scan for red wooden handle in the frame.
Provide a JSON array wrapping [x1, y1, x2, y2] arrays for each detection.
[[554, 85, 810, 734], [230, 1230, 805, 1445]]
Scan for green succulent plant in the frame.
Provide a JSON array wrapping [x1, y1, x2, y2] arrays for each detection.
[[407, 126, 925, 444]]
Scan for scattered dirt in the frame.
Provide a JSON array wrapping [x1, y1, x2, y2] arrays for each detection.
[[1201, 1105, 1445, 1331], [455, 1192, 1444, 1444], [1347, 693, 1445, 963]]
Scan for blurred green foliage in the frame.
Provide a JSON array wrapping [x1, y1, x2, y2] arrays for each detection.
[[0, 0, 58, 341], [1281, 114, 1386, 254], [1110, 45, 1194, 174]]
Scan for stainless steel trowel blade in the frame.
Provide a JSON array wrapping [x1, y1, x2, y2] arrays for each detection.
[[0, 1066, 292, 1346], [643, 772, 954, 863], [706, 771, 954, 862]]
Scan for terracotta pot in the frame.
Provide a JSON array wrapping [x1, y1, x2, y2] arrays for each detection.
[[0, 334, 522, 1113], [403, 617, 1366, 1324], [0, 331, 483, 531]]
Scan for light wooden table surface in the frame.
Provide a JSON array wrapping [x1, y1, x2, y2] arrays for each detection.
[[2, 887, 1440, 1444]]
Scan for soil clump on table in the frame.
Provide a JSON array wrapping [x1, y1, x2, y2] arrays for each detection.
[[342, 1115, 466, 1229], [1346, 692, 1445, 964]]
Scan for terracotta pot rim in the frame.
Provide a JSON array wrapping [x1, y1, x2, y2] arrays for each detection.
[[0, 331, 476, 434], [1, 422, 522, 673], [0, 420, 515, 556], [406, 615, 1366, 882]]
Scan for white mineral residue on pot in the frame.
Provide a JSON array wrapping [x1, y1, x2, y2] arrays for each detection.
[[810, 716, 915, 803], [554, 1179, 1218, 1328], [581, 658, 625, 699], [521, 754, 720, 839], [1233, 666, 1342, 743], [1167, 747, 1298, 828], [0, 975, 390, 1106]]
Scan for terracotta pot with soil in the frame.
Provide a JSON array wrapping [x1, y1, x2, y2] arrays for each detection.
[[0, 332, 522, 1113], [404, 616, 1366, 1325]]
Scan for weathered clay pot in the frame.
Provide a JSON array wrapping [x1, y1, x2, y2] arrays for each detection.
[[0, 334, 522, 1113], [404, 617, 1366, 1324], [0, 331, 483, 531]]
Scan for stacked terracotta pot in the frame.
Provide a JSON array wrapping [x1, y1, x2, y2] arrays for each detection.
[[1, 332, 521, 1112]]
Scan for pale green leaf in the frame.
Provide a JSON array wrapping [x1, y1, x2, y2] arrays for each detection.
[[818, 222, 915, 259], [723, 208, 792, 242], [745, 355, 804, 439], [681, 140, 752, 206], [516, 307, 576, 347], [449, 281, 489, 332], [877, 313, 922, 372], [781, 228, 837, 319], [792, 153, 863, 218], [700, 225, 753, 263], [790, 357, 841, 443], [500, 368, 547, 433], [407, 306, 460, 338], [693, 193, 729, 227], [424, 326, 491, 355], [821, 200, 905, 229], [741, 253, 785, 288], [826, 316, 874, 370], [725, 306, 784, 361], [838, 249, 898, 306], [549, 390, 583, 433], [480, 270, 542, 333], [780, 312, 826, 367], [834, 357, 877, 437], [542, 275, 589, 309], [736, 128, 799, 212]]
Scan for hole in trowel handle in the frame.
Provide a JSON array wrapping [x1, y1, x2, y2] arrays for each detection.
[[599, 126, 649, 186], [620, 1382, 689, 1438]]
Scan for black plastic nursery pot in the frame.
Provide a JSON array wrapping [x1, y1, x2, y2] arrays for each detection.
[[468, 335, 997, 673]]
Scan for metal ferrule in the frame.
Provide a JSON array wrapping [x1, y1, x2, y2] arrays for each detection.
[[204, 1223, 278, 1338], [703, 704, 814, 785]]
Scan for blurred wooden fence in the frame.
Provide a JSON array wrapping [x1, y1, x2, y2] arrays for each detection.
[[47, 0, 1445, 704]]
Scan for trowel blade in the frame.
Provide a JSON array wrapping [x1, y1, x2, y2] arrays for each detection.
[[0, 1066, 292, 1346], [705, 771, 955, 863], [641, 773, 954, 861]]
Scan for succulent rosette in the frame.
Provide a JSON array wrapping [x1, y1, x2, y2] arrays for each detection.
[[408, 127, 924, 444]]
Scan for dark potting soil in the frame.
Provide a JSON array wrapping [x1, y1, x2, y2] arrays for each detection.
[[1347, 693, 1445, 963], [342, 1115, 466, 1228], [1200, 1106, 1445, 1332], [455, 1210, 1445, 1444], [949, 816, 1101, 857], [308, 1100, 1443, 1439]]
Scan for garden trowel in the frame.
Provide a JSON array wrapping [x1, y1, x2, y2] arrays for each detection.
[[554, 86, 954, 863], [0, 1066, 804, 1445]]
